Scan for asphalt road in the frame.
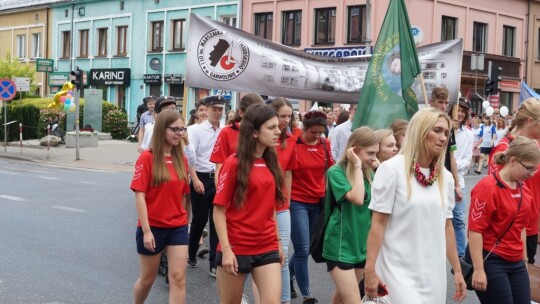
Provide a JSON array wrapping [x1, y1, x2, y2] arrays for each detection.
[[0, 158, 486, 303]]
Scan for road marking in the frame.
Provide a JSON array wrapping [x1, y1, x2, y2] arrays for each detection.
[[0, 195, 27, 202], [80, 181, 99, 185], [38, 176, 61, 180], [51, 206, 86, 213], [0, 170, 19, 175]]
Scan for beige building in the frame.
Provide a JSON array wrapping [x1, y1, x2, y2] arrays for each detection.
[[527, 0, 540, 94], [0, 5, 52, 97]]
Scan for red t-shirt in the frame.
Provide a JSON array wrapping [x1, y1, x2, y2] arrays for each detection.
[[489, 135, 540, 236], [469, 172, 531, 262], [130, 151, 190, 228], [213, 156, 279, 255], [276, 132, 298, 211], [291, 135, 335, 203], [210, 122, 240, 164]]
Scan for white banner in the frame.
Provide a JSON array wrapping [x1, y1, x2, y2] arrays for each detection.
[[186, 13, 463, 104]]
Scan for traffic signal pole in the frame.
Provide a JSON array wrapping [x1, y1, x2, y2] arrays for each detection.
[[71, 67, 83, 160]]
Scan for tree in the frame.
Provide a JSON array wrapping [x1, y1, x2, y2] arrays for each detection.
[[0, 53, 36, 97]]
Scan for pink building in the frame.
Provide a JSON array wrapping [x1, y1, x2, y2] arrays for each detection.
[[243, 0, 527, 113]]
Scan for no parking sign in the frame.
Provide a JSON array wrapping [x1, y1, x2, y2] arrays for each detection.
[[0, 78, 17, 101]]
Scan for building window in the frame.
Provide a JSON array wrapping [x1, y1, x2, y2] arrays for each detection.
[[172, 19, 185, 51], [473, 22, 487, 52], [62, 31, 71, 58], [502, 25, 515, 57], [222, 16, 237, 27], [98, 28, 108, 56], [16, 35, 26, 59], [282, 10, 302, 46], [315, 7, 336, 45], [151, 21, 164, 52], [79, 29, 89, 57], [254, 13, 273, 40], [347, 6, 366, 44], [64, 10, 68, 17], [120, 1, 124, 10], [500, 91, 513, 110], [441, 16, 457, 41], [32, 33, 41, 58], [117, 26, 127, 56]]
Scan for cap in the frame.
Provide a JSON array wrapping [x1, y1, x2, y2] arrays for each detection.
[[155, 96, 177, 113], [458, 97, 471, 110], [203, 95, 225, 108]]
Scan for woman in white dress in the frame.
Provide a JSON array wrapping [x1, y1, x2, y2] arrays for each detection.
[[364, 108, 467, 303]]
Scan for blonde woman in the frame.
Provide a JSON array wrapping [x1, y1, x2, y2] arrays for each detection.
[[364, 108, 466, 303], [323, 127, 379, 304], [373, 129, 398, 164]]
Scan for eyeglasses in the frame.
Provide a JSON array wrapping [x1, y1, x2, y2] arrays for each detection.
[[518, 160, 538, 174], [167, 127, 187, 134]]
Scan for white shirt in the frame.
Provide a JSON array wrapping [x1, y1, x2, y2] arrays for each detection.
[[455, 126, 474, 187], [140, 122, 196, 166], [330, 120, 352, 161], [187, 120, 222, 173]]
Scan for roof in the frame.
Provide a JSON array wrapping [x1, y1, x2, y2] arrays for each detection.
[[0, 0, 68, 12]]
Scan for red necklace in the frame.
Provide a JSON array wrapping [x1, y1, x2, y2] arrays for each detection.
[[414, 162, 439, 187]]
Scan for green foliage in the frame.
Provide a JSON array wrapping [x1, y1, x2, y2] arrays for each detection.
[[0, 104, 39, 141], [36, 108, 66, 138], [0, 54, 36, 98], [102, 102, 117, 132], [104, 109, 129, 139]]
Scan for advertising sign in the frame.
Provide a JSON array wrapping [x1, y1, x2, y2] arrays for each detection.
[[13, 77, 30, 92], [144, 74, 162, 84], [89, 68, 130, 86], [49, 72, 69, 87], [36, 59, 54, 72]]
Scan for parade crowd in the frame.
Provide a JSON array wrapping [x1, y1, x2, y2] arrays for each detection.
[[128, 87, 540, 304]]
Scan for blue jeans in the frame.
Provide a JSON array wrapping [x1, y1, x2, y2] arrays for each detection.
[[289, 201, 322, 297], [475, 254, 531, 304], [452, 187, 466, 257], [277, 210, 291, 302]]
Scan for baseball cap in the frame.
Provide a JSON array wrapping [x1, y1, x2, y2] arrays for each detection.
[[203, 95, 226, 108], [155, 96, 177, 113]]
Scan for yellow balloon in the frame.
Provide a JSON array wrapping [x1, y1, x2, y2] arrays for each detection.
[[53, 82, 76, 105]]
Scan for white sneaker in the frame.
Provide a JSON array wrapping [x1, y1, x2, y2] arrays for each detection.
[[241, 293, 249, 304]]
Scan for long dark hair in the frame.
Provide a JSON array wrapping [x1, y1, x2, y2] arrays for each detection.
[[232, 93, 264, 123], [234, 104, 285, 209], [270, 97, 294, 149]]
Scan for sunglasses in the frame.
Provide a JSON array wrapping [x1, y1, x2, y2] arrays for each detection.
[[167, 127, 187, 134], [518, 160, 538, 174]]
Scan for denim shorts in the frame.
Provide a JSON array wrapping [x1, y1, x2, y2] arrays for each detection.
[[216, 250, 280, 274], [136, 225, 188, 255]]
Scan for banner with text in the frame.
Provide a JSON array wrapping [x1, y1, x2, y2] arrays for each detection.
[[186, 13, 463, 104]]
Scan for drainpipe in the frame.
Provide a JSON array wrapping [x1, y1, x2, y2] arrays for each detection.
[[70, 2, 74, 72], [525, 0, 531, 83], [45, 7, 50, 95], [365, 0, 371, 55]]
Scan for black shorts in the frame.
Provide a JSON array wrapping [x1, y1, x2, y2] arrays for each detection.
[[136, 225, 188, 255], [326, 260, 366, 272], [216, 250, 280, 274], [480, 147, 493, 155]]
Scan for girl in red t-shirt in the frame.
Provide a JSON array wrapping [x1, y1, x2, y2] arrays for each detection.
[[213, 104, 286, 303], [290, 110, 335, 303], [469, 136, 540, 303], [130, 110, 190, 304]]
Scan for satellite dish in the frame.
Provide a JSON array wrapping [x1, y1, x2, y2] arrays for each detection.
[[150, 58, 162, 71]]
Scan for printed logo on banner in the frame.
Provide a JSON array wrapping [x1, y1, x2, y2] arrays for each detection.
[[197, 30, 249, 81]]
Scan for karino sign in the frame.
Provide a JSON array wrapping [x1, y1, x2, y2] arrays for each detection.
[[89, 68, 130, 86]]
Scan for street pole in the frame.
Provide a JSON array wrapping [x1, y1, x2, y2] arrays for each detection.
[[3, 102, 6, 152], [365, 0, 372, 55], [70, 3, 74, 72], [74, 88, 80, 160]]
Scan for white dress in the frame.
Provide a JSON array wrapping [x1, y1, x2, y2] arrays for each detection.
[[369, 155, 455, 304]]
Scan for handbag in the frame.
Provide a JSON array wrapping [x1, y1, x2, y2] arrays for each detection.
[[309, 182, 338, 263], [452, 176, 522, 290]]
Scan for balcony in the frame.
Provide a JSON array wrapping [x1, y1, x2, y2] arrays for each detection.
[[461, 51, 521, 80]]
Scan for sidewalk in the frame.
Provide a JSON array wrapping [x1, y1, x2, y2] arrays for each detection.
[[0, 138, 139, 173]]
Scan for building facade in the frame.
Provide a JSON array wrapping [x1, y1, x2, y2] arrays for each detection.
[[526, 0, 540, 94], [244, 0, 528, 113]]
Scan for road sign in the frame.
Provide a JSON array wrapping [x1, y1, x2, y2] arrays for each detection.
[[13, 77, 30, 92], [36, 58, 54, 72], [0, 78, 17, 101]]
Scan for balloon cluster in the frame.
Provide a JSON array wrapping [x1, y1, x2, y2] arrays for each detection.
[[59, 91, 77, 112], [50, 82, 76, 111], [482, 100, 510, 118]]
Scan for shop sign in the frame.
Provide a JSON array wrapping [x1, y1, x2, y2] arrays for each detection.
[[499, 80, 519, 88], [49, 72, 69, 87], [89, 68, 130, 86], [144, 74, 162, 84], [164, 74, 182, 84]]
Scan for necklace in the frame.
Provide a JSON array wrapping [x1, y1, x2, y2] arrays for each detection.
[[414, 162, 439, 187]]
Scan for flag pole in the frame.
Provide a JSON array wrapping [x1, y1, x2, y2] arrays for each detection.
[[418, 74, 429, 106]]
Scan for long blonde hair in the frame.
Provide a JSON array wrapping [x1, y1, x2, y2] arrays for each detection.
[[401, 108, 451, 202], [338, 127, 378, 185], [150, 110, 188, 185], [508, 98, 540, 133]]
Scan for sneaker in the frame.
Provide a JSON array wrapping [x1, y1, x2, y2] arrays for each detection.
[[290, 278, 298, 299], [209, 267, 217, 278], [302, 298, 318, 304], [474, 170, 481, 175], [187, 258, 197, 268], [241, 293, 249, 304], [197, 244, 209, 258]]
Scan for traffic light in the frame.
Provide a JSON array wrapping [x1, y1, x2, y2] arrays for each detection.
[[490, 65, 503, 94], [485, 78, 495, 96], [71, 67, 84, 90]]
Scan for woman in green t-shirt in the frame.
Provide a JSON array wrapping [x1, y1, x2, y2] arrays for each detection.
[[322, 127, 379, 304]]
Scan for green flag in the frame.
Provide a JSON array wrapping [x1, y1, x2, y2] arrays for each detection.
[[352, 0, 421, 130]]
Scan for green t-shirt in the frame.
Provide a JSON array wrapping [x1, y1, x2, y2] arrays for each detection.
[[322, 164, 372, 264]]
